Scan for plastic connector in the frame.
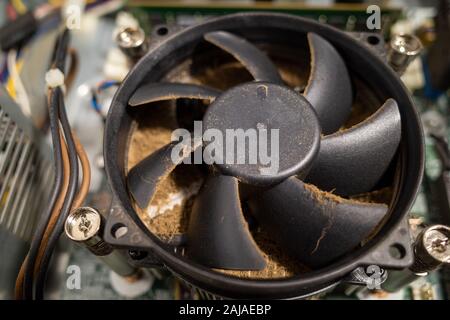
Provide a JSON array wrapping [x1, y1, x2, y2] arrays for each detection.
[[0, 12, 38, 51], [45, 68, 65, 88]]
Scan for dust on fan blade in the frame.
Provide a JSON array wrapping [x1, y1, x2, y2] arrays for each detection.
[[306, 99, 401, 196], [204, 31, 283, 84], [129, 82, 220, 106], [304, 33, 353, 135], [187, 174, 266, 270], [127, 139, 202, 208], [247, 178, 388, 268]]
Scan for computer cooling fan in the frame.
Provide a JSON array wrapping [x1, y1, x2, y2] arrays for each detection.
[[104, 13, 424, 299]]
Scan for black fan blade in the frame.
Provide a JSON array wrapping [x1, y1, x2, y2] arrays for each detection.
[[204, 31, 283, 84], [187, 174, 266, 270], [306, 99, 401, 196], [248, 178, 388, 268], [127, 139, 202, 208], [129, 83, 220, 106], [304, 33, 353, 134]]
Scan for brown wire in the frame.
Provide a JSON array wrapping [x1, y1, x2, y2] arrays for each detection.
[[31, 130, 90, 280], [33, 129, 71, 275], [15, 131, 70, 299], [15, 131, 91, 299], [71, 131, 91, 209], [14, 256, 26, 299], [15, 45, 86, 299]]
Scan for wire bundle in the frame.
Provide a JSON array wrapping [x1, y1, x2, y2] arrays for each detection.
[[15, 28, 91, 300]]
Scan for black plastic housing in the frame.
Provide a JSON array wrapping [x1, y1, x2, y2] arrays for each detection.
[[103, 13, 424, 299], [0, 12, 38, 51]]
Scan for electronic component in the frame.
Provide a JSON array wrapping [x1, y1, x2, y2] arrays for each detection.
[[2, 1, 449, 302], [102, 12, 424, 299]]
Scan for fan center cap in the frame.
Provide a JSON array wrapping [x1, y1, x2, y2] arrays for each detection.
[[203, 82, 320, 185]]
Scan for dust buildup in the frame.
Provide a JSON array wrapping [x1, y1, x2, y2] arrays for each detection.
[[135, 175, 198, 237], [126, 52, 393, 280], [193, 62, 253, 90], [128, 105, 309, 278], [218, 228, 309, 279], [350, 187, 393, 205], [128, 103, 203, 239], [342, 78, 382, 129], [127, 103, 175, 170], [303, 183, 392, 206], [304, 183, 345, 204], [191, 60, 308, 92]]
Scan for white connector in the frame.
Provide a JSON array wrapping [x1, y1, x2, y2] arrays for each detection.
[[45, 68, 65, 88]]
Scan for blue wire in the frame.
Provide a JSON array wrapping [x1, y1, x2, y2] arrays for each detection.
[[90, 80, 120, 113]]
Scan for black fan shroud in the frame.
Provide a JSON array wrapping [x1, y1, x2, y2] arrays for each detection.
[[103, 13, 424, 299]]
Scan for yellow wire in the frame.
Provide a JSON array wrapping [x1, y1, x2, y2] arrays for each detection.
[[6, 60, 24, 100], [11, 0, 27, 15]]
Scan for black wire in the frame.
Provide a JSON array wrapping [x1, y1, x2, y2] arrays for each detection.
[[23, 28, 71, 300], [52, 29, 70, 70], [34, 88, 79, 300], [23, 88, 63, 300]]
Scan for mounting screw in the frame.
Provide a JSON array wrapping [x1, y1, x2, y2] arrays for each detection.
[[382, 224, 450, 293], [66, 207, 102, 242], [411, 224, 450, 273], [116, 26, 148, 60], [65, 207, 113, 256], [387, 34, 422, 75], [66, 207, 138, 277]]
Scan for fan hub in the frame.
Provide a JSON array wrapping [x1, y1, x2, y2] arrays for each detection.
[[203, 82, 320, 185]]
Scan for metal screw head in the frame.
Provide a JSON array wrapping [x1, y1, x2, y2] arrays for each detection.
[[387, 34, 423, 75], [65, 207, 102, 242], [422, 225, 450, 264], [390, 34, 422, 56], [116, 27, 146, 49]]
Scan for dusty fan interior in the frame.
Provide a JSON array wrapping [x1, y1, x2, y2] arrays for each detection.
[[125, 32, 398, 279]]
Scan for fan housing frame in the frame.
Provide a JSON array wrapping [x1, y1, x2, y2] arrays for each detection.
[[103, 12, 424, 299]]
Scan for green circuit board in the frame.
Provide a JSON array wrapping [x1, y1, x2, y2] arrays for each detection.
[[59, 4, 448, 300]]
